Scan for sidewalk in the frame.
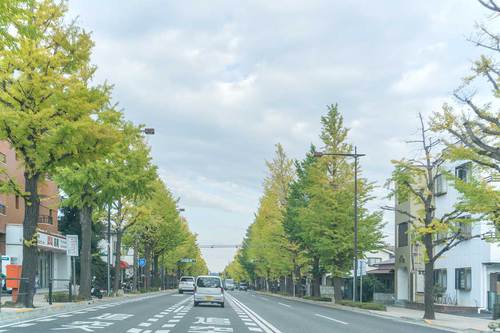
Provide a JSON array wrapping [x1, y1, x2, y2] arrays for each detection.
[[257, 291, 494, 333], [0, 289, 175, 324]]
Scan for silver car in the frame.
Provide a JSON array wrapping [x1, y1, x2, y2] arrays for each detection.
[[194, 275, 224, 307]]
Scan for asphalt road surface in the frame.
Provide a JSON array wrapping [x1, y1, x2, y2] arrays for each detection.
[[0, 291, 452, 333]]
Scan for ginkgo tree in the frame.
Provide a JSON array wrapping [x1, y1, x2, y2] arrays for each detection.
[[0, 0, 114, 307]]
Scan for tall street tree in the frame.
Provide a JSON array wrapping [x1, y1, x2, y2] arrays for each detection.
[[432, 0, 499, 172], [0, 0, 114, 307]]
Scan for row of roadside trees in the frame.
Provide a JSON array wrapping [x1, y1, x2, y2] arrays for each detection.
[[0, 0, 207, 307], [225, 0, 499, 320]]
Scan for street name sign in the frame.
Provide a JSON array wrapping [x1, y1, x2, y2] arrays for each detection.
[[66, 235, 79, 257]]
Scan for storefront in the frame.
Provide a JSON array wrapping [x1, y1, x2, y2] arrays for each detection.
[[5, 224, 70, 290]]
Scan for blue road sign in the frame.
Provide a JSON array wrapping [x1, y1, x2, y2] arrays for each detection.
[[138, 258, 146, 267]]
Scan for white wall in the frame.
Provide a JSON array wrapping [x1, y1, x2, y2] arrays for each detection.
[[433, 161, 499, 308]]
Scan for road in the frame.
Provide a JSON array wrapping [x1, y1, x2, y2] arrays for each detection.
[[0, 291, 452, 333]]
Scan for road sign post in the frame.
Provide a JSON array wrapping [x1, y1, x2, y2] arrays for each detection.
[[66, 235, 79, 296]]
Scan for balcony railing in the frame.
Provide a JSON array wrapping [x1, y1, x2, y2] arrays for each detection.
[[38, 215, 53, 225]]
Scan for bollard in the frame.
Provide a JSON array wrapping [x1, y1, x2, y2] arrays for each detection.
[[69, 281, 72, 302], [48, 281, 53, 305]]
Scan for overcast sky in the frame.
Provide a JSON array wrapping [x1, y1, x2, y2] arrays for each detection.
[[68, 0, 489, 272]]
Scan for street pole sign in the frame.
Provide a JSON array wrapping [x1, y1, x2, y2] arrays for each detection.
[[66, 235, 79, 257], [179, 258, 196, 263], [138, 258, 146, 267]]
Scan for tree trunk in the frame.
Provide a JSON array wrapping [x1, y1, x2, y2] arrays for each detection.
[[333, 276, 343, 302], [145, 246, 151, 289], [423, 232, 435, 320], [153, 254, 159, 287], [133, 242, 137, 291], [311, 256, 321, 297], [113, 231, 122, 295], [17, 173, 40, 307], [79, 205, 93, 300]]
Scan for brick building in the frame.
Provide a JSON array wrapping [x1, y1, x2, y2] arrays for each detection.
[[0, 140, 70, 289]]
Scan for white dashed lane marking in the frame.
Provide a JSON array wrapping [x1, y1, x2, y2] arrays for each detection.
[[314, 313, 348, 325]]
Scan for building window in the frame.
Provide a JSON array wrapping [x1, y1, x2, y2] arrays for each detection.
[[367, 257, 382, 266], [455, 268, 472, 291], [15, 195, 19, 209], [455, 163, 471, 183], [433, 269, 447, 291], [435, 174, 447, 196], [398, 222, 409, 247], [0, 202, 5, 215], [458, 218, 472, 239], [0, 152, 6, 164]]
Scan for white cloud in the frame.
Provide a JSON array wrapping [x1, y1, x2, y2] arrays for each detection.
[[66, 0, 488, 271], [391, 63, 439, 94]]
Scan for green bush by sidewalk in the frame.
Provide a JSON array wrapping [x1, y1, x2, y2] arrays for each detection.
[[43, 291, 83, 303], [337, 300, 386, 311], [303, 296, 332, 302]]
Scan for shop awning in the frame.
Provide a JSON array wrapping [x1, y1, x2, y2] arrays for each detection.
[[120, 261, 129, 269]]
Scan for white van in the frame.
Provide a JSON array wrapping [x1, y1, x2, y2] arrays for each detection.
[[194, 275, 224, 307]]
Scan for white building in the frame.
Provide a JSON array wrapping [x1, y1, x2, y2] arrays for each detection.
[[5, 224, 71, 290], [395, 161, 500, 311], [97, 234, 134, 281]]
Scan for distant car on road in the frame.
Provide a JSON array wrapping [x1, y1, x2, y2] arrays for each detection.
[[194, 275, 224, 307], [178, 276, 195, 294], [224, 278, 235, 290], [239, 282, 248, 291]]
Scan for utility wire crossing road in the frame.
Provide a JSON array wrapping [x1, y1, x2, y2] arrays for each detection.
[[0, 291, 451, 333]]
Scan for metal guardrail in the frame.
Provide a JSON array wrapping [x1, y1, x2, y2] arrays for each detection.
[[0, 277, 73, 309], [48, 278, 72, 305], [0, 277, 29, 312]]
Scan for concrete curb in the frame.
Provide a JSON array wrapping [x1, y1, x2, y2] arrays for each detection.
[[256, 291, 489, 333], [0, 289, 176, 325]]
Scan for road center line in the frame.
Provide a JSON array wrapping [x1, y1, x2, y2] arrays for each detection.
[[277, 302, 291, 308], [314, 313, 348, 325]]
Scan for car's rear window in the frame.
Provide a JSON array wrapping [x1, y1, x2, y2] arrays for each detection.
[[197, 277, 221, 288], [181, 277, 194, 282]]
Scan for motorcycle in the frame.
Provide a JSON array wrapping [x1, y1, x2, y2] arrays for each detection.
[[91, 276, 103, 299]]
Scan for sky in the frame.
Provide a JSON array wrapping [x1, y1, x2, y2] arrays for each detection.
[[67, 0, 490, 272]]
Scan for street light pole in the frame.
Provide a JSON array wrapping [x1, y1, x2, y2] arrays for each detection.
[[107, 203, 111, 296], [314, 146, 365, 303]]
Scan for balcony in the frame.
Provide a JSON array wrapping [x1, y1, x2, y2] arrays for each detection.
[[38, 215, 53, 225]]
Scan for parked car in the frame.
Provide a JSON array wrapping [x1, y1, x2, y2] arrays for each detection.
[[239, 282, 248, 291], [178, 276, 195, 294], [194, 275, 224, 307], [224, 278, 235, 290]]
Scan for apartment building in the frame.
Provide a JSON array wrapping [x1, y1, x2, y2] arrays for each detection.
[[0, 141, 70, 289], [394, 160, 500, 311]]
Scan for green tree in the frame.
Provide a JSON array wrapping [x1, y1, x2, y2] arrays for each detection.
[[0, 0, 113, 306], [431, 1, 499, 172], [243, 144, 295, 291], [285, 105, 384, 299], [125, 179, 186, 288]]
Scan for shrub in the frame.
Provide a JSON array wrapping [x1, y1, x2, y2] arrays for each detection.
[[43, 291, 85, 303], [303, 296, 332, 302], [337, 300, 386, 311]]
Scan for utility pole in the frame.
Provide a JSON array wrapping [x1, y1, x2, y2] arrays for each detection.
[[314, 146, 365, 302], [107, 204, 111, 296]]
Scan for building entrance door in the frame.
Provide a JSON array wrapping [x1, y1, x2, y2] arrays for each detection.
[[37, 251, 53, 288]]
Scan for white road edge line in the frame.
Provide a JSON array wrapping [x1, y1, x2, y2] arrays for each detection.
[[277, 302, 291, 308], [314, 313, 348, 325], [228, 293, 283, 333]]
